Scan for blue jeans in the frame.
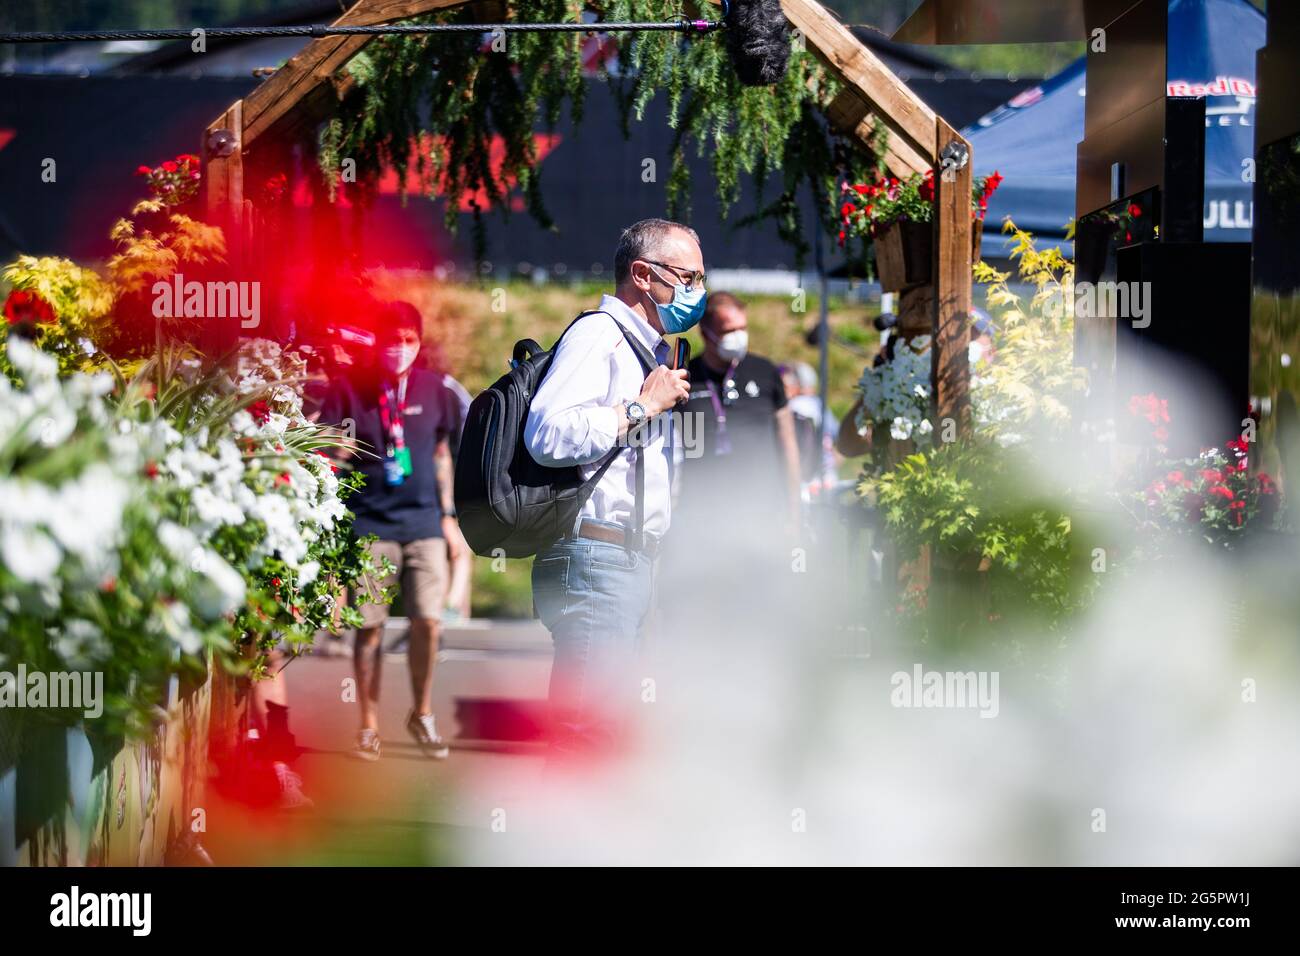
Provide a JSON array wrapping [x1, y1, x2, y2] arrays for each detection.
[[532, 537, 655, 755]]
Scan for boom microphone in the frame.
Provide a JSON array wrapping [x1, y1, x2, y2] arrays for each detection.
[[723, 0, 791, 86]]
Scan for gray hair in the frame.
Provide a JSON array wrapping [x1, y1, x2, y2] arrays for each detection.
[[614, 218, 700, 285]]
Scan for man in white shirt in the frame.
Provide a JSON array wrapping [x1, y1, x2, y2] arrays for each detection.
[[524, 218, 702, 757]]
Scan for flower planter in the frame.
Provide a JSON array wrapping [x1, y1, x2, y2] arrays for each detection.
[[874, 219, 932, 291], [927, 549, 992, 649], [0, 666, 212, 867]]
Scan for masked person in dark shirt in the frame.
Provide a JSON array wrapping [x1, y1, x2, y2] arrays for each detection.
[[679, 292, 804, 541], [317, 301, 461, 762]]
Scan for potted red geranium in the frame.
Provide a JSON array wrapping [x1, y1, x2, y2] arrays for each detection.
[[135, 153, 202, 207], [840, 169, 1003, 290]]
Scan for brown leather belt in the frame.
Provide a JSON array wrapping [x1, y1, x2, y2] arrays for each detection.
[[574, 519, 661, 557]]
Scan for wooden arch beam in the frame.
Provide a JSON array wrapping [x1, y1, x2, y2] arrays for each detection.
[[204, 0, 969, 423], [204, 0, 469, 225], [780, 0, 937, 171]]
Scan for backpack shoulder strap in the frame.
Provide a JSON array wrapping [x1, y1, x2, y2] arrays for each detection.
[[574, 310, 662, 547], [571, 311, 664, 541], [563, 309, 659, 375]]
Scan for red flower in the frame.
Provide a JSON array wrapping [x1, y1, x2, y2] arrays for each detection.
[[177, 153, 200, 166], [3, 289, 56, 325], [161, 160, 178, 172], [853, 184, 870, 196], [841, 201, 857, 218], [276, 472, 292, 487], [1199, 468, 1223, 483], [985, 170, 1003, 193], [1166, 470, 1187, 485], [136, 165, 154, 176], [915, 175, 935, 205], [144, 461, 159, 479], [1208, 484, 1235, 501], [1127, 392, 1169, 424], [1128, 203, 1142, 218], [247, 399, 272, 425]]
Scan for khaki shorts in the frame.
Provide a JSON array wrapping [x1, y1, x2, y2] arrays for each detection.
[[353, 538, 449, 628]]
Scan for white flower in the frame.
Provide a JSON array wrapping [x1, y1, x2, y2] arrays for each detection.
[[192, 485, 246, 530], [157, 521, 199, 561], [48, 466, 128, 560], [192, 550, 246, 619], [53, 618, 109, 666], [5, 337, 58, 380], [2, 525, 61, 583], [155, 601, 203, 655], [229, 410, 256, 436], [297, 560, 320, 587]]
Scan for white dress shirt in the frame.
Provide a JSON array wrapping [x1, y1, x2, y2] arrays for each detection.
[[524, 294, 673, 538]]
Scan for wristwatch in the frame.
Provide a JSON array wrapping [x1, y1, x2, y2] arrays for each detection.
[[624, 400, 648, 427]]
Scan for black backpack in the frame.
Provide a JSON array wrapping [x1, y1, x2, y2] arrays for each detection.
[[454, 311, 658, 558]]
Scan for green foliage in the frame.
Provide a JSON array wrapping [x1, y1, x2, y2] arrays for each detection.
[[319, 1, 873, 265], [869, 442, 1095, 626], [1, 256, 114, 376], [1122, 437, 1279, 551], [970, 220, 1085, 446], [862, 223, 1097, 631], [0, 272, 391, 734]]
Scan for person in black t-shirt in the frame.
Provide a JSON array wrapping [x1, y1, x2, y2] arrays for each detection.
[[679, 292, 804, 541], [317, 301, 462, 763]]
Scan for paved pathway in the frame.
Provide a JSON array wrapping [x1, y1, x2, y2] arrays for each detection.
[[203, 620, 553, 865]]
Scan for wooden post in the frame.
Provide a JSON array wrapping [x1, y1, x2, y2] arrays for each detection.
[[932, 117, 973, 434], [203, 100, 245, 358]]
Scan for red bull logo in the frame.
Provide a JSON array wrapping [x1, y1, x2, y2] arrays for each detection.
[[1166, 76, 1256, 98]]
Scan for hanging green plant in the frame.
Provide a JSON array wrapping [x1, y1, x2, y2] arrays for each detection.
[[316, 1, 883, 266]]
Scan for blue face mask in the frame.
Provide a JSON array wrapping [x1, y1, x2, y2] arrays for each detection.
[[649, 266, 707, 334]]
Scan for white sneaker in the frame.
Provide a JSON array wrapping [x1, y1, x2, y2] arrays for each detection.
[[406, 711, 450, 759]]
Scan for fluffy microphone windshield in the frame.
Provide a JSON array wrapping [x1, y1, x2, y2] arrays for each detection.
[[724, 0, 790, 87]]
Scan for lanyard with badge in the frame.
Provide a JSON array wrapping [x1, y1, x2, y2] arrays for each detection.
[[704, 359, 740, 457], [378, 376, 412, 486]]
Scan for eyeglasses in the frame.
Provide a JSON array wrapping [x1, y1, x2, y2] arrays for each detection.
[[643, 259, 707, 292]]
